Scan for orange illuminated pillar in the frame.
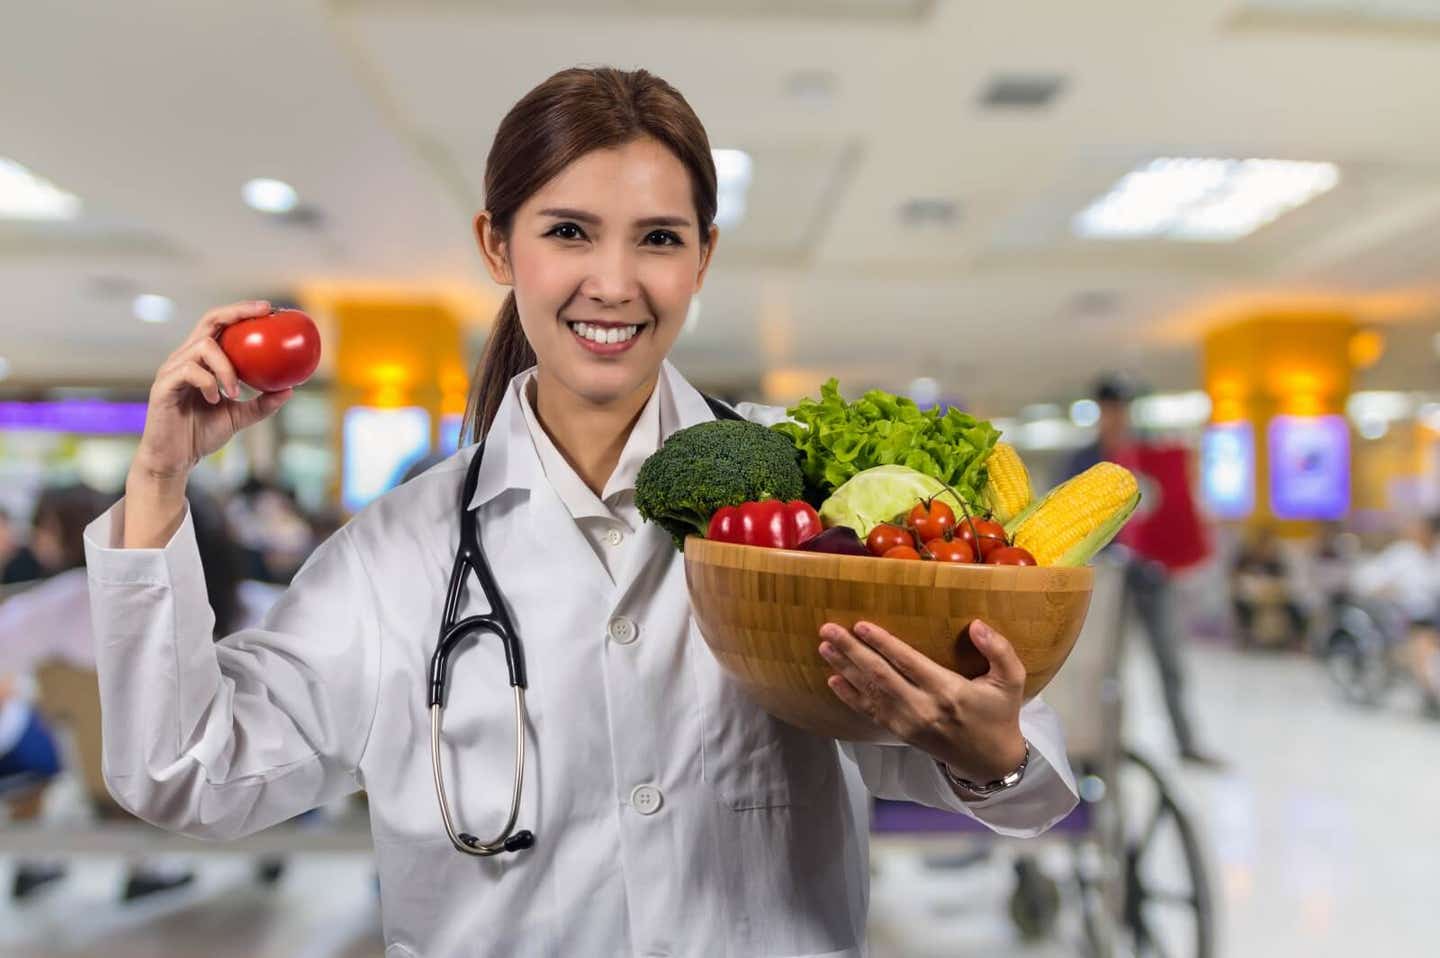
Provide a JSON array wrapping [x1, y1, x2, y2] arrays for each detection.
[[1202, 312, 1361, 534], [301, 294, 471, 509]]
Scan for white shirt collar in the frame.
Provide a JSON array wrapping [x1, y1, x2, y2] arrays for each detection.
[[467, 359, 716, 513], [517, 370, 662, 520]]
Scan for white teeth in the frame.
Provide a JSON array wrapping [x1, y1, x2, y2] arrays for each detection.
[[569, 322, 639, 344]]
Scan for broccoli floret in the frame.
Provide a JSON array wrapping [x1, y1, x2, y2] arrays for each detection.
[[636, 419, 806, 551]]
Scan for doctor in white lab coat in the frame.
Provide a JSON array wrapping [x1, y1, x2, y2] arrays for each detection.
[[85, 66, 1078, 957]]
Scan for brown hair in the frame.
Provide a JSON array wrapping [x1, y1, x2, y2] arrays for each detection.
[[461, 67, 718, 445], [32, 483, 110, 573]]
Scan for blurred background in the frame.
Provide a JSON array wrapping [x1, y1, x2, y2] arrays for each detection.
[[3, 1, 1439, 955]]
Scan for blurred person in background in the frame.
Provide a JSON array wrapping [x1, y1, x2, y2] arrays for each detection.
[[0, 484, 288, 900], [1352, 515, 1440, 718], [0, 483, 110, 900], [1066, 375, 1224, 767], [1231, 525, 1308, 651], [225, 476, 315, 584], [1, 505, 45, 586], [85, 66, 1079, 957]]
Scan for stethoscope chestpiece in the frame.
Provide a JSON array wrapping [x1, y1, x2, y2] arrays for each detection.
[[458, 829, 535, 854]]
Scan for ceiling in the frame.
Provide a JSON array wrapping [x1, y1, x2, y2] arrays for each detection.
[[2, 0, 1439, 415]]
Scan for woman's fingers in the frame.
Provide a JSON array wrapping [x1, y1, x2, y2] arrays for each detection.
[[848, 620, 956, 692], [190, 336, 243, 400], [160, 360, 225, 406], [969, 619, 1027, 693], [182, 300, 271, 352], [819, 624, 926, 713], [230, 388, 294, 431]]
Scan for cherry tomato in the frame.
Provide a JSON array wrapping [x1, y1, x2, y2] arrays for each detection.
[[907, 498, 956, 543], [988, 546, 1037, 566], [218, 308, 322, 392], [956, 516, 1008, 560], [866, 522, 913, 558], [882, 545, 923, 561], [925, 537, 975, 563]]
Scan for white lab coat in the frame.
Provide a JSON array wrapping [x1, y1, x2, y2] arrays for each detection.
[[83, 360, 1078, 958]]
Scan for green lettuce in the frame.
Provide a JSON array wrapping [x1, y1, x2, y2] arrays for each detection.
[[770, 378, 1000, 506]]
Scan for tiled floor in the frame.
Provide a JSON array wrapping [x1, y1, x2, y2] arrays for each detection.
[[3, 640, 1437, 956]]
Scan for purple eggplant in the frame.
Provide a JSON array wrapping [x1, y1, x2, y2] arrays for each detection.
[[797, 525, 871, 557]]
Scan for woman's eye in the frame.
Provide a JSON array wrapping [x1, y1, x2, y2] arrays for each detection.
[[546, 223, 586, 241], [644, 230, 683, 247]]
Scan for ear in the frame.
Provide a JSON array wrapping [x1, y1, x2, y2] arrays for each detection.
[[474, 210, 514, 286], [693, 224, 720, 294]]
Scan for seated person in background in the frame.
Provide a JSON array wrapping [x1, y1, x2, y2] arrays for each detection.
[[224, 477, 315, 585], [1231, 525, 1307, 650], [0, 484, 287, 900], [1354, 516, 1440, 718], [0, 506, 44, 586]]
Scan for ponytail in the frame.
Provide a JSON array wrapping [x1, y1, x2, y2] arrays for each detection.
[[461, 292, 535, 445]]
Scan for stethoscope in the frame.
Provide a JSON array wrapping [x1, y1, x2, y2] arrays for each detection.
[[429, 438, 535, 857], [428, 394, 739, 857]]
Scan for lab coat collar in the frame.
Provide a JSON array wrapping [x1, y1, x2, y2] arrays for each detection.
[[467, 359, 717, 513]]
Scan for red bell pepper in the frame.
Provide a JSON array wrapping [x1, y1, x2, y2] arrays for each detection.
[[706, 500, 822, 550]]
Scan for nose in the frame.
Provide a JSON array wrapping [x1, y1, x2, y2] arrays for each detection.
[[579, 242, 639, 309]]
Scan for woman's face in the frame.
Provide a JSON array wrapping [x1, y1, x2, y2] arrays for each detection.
[[476, 137, 718, 407]]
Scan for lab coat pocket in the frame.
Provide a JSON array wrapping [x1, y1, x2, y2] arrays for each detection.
[[691, 621, 835, 810]]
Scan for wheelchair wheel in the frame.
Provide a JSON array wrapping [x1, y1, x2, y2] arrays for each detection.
[[1120, 750, 1214, 958], [1007, 855, 1062, 941], [1323, 629, 1393, 707]]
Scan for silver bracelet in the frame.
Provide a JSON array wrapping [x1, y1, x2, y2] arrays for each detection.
[[939, 741, 1031, 798]]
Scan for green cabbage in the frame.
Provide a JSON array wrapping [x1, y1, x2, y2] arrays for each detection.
[[819, 465, 971, 539]]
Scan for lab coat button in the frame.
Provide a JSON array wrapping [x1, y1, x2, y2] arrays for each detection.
[[608, 616, 638, 645], [603, 528, 623, 547], [630, 784, 663, 815]]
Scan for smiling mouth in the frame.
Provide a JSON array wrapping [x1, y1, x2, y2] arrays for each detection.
[[564, 319, 647, 345]]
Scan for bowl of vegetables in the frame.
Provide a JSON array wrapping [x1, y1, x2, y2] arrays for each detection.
[[637, 380, 1138, 742]]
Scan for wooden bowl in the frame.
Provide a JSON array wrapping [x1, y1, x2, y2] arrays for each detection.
[[684, 536, 1094, 742]]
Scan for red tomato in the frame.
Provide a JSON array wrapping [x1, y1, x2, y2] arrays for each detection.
[[956, 516, 1008, 560], [218, 309, 322, 392], [988, 546, 1037, 566], [907, 498, 956, 543], [882, 545, 923, 561], [925, 537, 975, 563], [866, 522, 913, 557]]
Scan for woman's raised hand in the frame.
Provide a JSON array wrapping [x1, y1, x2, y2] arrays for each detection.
[[131, 301, 294, 483]]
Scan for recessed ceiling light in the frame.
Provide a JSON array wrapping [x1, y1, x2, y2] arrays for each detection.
[[0, 156, 81, 220], [713, 150, 753, 229], [1074, 157, 1339, 242], [243, 177, 300, 214], [133, 294, 176, 324]]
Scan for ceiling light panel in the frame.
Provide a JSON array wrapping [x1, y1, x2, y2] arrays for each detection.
[[1074, 157, 1339, 242]]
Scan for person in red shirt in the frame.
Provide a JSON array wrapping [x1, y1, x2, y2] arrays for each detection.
[[1066, 376, 1224, 767]]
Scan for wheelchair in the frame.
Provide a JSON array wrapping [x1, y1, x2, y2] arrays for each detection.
[[868, 556, 1215, 957]]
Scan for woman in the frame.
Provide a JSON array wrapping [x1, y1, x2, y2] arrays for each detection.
[[86, 67, 1077, 956]]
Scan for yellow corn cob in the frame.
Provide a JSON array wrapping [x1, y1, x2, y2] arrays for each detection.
[[1012, 462, 1139, 566], [981, 442, 1032, 524]]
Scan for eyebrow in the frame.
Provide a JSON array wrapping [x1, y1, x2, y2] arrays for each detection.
[[537, 207, 692, 229]]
